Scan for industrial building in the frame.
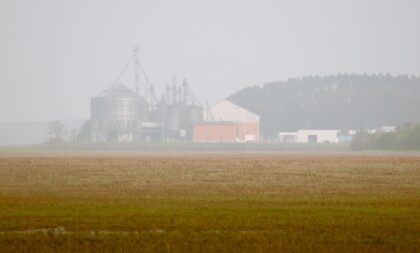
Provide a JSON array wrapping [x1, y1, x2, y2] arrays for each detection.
[[278, 130, 356, 143], [193, 100, 260, 142], [90, 47, 203, 142], [89, 48, 262, 143]]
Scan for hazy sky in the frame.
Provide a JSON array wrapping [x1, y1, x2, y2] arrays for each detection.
[[1, 0, 419, 121]]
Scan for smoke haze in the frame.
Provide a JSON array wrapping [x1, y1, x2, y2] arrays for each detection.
[[1, 0, 419, 122]]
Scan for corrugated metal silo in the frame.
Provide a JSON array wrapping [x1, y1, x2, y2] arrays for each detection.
[[91, 84, 146, 123], [165, 105, 182, 131], [90, 84, 146, 141]]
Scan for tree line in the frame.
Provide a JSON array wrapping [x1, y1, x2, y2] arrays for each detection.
[[351, 123, 420, 150], [228, 74, 420, 137]]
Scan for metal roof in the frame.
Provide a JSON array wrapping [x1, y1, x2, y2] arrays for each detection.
[[205, 99, 259, 123], [95, 83, 139, 98]]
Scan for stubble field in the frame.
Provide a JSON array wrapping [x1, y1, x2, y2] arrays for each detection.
[[0, 153, 419, 252]]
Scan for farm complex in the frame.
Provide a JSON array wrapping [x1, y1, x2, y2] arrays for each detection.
[[89, 48, 260, 143], [85, 48, 402, 145]]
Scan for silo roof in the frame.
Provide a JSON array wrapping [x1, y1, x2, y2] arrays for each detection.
[[95, 84, 139, 98]]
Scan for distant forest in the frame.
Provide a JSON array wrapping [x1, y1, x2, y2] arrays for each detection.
[[228, 74, 420, 137]]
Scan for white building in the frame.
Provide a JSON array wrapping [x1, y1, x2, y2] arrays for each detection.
[[296, 130, 340, 143], [279, 130, 354, 143], [277, 131, 299, 143], [370, 126, 397, 134]]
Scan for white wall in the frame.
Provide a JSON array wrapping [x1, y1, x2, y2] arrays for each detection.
[[297, 130, 340, 143], [278, 132, 298, 143]]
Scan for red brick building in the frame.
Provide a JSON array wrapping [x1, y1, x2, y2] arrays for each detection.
[[192, 100, 260, 142]]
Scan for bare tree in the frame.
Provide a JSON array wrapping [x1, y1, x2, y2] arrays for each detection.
[[46, 121, 66, 144]]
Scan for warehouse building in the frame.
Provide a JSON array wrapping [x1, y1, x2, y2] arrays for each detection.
[[193, 100, 260, 142], [278, 130, 356, 143]]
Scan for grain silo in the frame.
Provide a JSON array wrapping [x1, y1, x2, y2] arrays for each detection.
[[91, 83, 147, 142]]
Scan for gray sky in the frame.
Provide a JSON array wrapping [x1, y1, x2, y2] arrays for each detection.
[[1, 0, 419, 122]]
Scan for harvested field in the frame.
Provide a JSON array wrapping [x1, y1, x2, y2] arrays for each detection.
[[0, 153, 419, 252]]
